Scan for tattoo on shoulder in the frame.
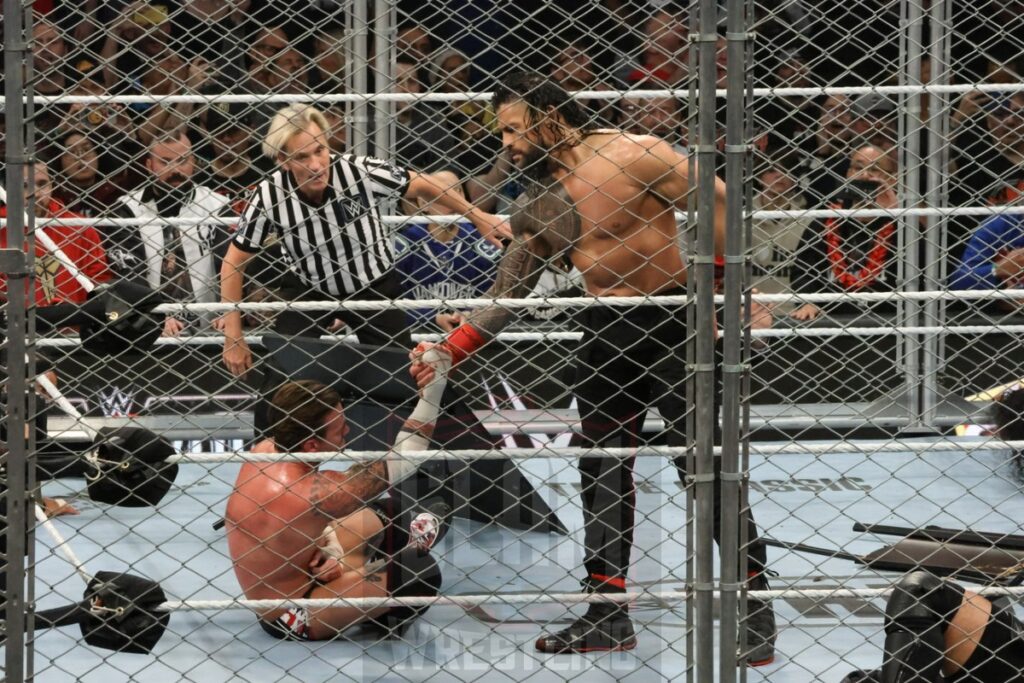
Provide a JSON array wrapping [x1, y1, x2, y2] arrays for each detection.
[[309, 462, 388, 518], [517, 183, 580, 249], [468, 184, 580, 337]]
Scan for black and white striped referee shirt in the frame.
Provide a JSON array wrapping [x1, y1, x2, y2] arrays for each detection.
[[232, 154, 410, 296]]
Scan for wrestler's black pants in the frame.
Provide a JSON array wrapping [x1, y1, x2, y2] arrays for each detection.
[[574, 296, 768, 582]]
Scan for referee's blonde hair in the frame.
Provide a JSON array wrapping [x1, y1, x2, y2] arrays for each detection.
[[262, 104, 331, 159]]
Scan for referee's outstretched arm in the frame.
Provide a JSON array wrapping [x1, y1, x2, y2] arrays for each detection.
[[405, 171, 512, 247]]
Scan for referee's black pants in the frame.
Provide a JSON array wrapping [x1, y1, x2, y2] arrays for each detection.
[[573, 294, 768, 584], [255, 271, 489, 452], [254, 271, 411, 437], [273, 270, 412, 349]]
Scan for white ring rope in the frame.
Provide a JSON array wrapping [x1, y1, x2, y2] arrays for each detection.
[[35, 373, 99, 441], [163, 441, 1023, 465], [134, 289, 1024, 316], [34, 504, 92, 585], [19, 81, 1024, 106], [31, 323, 1024, 349], [157, 585, 1024, 613], [12, 204, 1024, 231]]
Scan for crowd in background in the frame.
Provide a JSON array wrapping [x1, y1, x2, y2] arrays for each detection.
[[3, 0, 1024, 336]]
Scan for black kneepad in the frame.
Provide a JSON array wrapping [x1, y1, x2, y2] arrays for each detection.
[[368, 548, 442, 636], [881, 572, 964, 683], [885, 571, 964, 630]]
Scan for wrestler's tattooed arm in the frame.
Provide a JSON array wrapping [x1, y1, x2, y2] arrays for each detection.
[[465, 186, 580, 338], [309, 462, 388, 519]]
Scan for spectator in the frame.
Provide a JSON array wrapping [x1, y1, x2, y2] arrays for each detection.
[[751, 164, 813, 313], [194, 103, 268, 214], [794, 94, 854, 207], [949, 50, 1024, 138], [48, 128, 139, 218], [619, 86, 686, 152], [99, 2, 172, 93], [242, 25, 310, 138], [757, 53, 818, 152], [311, 23, 346, 93], [952, 91, 1024, 208], [396, 21, 433, 66], [167, 0, 250, 85], [31, 15, 74, 133], [246, 23, 310, 95], [950, 90, 1024, 262], [848, 92, 897, 150], [550, 40, 617, 127], [790, 144, 899, 322], [395, 170, 501, 328], [430, 48, 474, 95], [624, 8, 688, 87], [134, 51, 216, 146], [0, 161, 110, 306], [949, 211, 1024, 306], [62, 65, 139, 144], [428, 49, 501, 178], [395, 56, 461, 173], [104, 128, 233, 337]]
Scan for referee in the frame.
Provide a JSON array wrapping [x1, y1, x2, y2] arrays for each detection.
[[220, 103, 510, 378]]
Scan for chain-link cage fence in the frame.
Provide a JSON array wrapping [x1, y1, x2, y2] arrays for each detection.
[[2, 0, 1024, 681]]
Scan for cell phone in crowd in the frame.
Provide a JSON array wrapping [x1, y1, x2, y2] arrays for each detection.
[[839, 179, 883, 207]]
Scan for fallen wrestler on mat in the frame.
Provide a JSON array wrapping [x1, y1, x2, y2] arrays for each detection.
[[225, 348, 453, 640]]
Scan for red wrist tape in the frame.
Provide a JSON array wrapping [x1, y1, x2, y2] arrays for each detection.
[[443, 324, 486, 365]]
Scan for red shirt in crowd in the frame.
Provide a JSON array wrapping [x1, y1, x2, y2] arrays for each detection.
[[0, 199, 111, 306]]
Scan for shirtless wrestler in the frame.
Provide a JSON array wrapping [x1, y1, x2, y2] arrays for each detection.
[[226, 348, 452, 640], [411, 71, 776, 661]]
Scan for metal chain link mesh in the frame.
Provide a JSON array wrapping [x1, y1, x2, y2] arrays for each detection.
[[1, 0, 1022, 682]]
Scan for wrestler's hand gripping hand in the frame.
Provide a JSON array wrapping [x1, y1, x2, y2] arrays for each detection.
[[387, 346, 452, 486]]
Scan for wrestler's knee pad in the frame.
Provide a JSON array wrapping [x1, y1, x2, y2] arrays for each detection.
[[368, 547, 442, 636], [885, 571, 963, 629], [881, 572, 964, 683]]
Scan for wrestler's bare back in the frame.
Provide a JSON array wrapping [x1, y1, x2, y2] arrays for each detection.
[[225, 439, 386, 610]]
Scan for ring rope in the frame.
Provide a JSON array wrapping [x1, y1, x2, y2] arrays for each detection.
[[156, 585, 1024, 613], [159, 441, 1023, 465], [32, 323, 1024, 349], [11, 204, 1024, 230], [22, 81, 1024, 106], [34, 504, 92, 585], [127, 289, 1024, 316]]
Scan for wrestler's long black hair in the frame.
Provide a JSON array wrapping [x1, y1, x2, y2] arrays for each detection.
[[993, 383, 1024, 483], [492, 71, 596, 187], [492, 71, 593, 133]]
